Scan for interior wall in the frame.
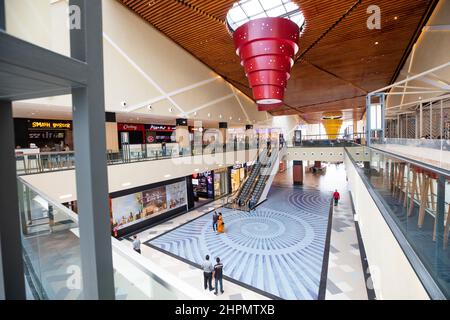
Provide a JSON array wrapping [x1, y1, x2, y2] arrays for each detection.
[[345, 153, 430, 300]]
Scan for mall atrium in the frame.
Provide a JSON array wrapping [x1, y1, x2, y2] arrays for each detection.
[[1, 0, 450, 302]]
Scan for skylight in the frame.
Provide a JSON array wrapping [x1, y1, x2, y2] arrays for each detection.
[[226, 0, 305, 32]]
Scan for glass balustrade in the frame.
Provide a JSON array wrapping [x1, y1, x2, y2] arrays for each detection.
[[17, 178, 208, 300], [372, 138, 450, 171], [16, 140, 261, 175], [346, 146, 450, 298]]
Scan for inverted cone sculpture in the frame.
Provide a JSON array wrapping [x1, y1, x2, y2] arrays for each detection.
[[233, 17, 300, 110]]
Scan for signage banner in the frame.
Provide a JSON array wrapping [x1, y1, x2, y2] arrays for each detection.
[[145, 124, 176, 132], [28, 120, 72, 130], [118, 123, 145, 131]]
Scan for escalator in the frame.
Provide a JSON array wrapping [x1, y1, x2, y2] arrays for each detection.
[[229, 144, 286, 211]]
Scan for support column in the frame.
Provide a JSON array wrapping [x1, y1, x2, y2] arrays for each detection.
[[175, 118, 189, 156], [419, 102, 423, 138], [0, 101, 26, 300], [430, 102, 433, 139], [245, 124, 253, 151], [219, 122, 228, 151], [366, 95, 371, 146], [436, 174, 445, 252], [105, 112, 119, 152], [380, 93, 385, 142], [193, 120, 203, 155], [70, 0, 114, 300], [293, 160, 303, 185]]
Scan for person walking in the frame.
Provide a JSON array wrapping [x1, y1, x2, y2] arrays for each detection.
[[212, 211, 218, 232], [217, 213, 225, 234], [213, 257, 224, 296], [201, 255, 214, 291], [333, 189, 340, 206], [132, 235, 141, 254]]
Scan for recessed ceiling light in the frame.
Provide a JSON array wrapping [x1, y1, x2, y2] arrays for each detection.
[[193, 111, 197, 116], [59, 194, 73, 200], [169, 107, 173, 113], [121, 182, 132, 187], [164, 174, 171, 178], [394, 16, 398, 20], [194, 168, 199, 172], [147, 105, 152, 111], [219, 114, 223, 119], [419, 97, 422, 100], [207, 113, 211, 118], [375, 41, 379, 45]]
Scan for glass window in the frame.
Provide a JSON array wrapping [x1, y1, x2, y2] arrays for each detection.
[[226, 0, 305, 32]]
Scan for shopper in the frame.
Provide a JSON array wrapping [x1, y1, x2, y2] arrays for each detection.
[[213, 257, 224, 296], [333, 189, 340, 206], [132, 235, 141, 254], [212, 211, 218, 232], [217, 213, 224, 234], [201, 255, 214, 291]]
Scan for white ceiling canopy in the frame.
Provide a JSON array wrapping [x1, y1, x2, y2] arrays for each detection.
[[226, 0, 305, 32]]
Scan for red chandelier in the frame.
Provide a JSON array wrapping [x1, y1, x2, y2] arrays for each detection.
[[233, 17, 300, 111]]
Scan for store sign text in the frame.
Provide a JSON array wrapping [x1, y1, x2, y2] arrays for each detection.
[[31, 121, 71, 129]]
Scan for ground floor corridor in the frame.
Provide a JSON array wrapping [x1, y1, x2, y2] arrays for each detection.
[[125, 162, 370, 300]]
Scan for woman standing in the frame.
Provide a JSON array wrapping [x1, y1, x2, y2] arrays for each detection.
[[217, 213, 225, 234]]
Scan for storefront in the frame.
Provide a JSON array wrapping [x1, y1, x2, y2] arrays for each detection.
[[144, 124, 176, 144], [13, 118, 73, 150], [213, 168, 229, 199], [110, 178, 187, 237], [231, 164, 246, 192], [117, 123, 145, 148]]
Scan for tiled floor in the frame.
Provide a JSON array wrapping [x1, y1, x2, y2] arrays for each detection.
[[148, 186, 331, 300], [125, 200, 269, 300], [127, 162, 370, 300]]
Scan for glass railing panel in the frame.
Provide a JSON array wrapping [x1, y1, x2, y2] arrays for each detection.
[[346, 146, 450, 298], [18, 178, 208, 300], [18, 178, 83, 300], [16, 141, 263, 175], [372, 138, 450, 171]]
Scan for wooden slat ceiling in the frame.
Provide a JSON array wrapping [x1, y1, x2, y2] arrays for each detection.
[[119, 0, 436, 123]]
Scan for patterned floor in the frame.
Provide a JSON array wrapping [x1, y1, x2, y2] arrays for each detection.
[[148, 186, 331, 300]]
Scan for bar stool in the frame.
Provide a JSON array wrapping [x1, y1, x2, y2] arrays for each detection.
[[40, 153, 50, 171], [16, 154, 26, 174], [27, 154, 40, 173]]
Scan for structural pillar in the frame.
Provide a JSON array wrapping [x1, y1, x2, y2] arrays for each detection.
[[0, 101, 26, 300], [419, 102, 423, 138], [436, 174, 445, 252], [70, 0, 115, 300], [293, 160, 303, 185], [219, 122, 228, 151], [175, 118, 189, 156], [366, 94, 371, 146], [105, 112, 119, 152], [193, 120, 203, 155]]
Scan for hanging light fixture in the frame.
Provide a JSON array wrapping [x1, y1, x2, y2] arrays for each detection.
[[227, 0, 304, 112]]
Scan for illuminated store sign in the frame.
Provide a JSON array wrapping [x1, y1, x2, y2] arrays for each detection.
[[146, 124, 176, 132], [30, 121, 71, 129], [118, 123, 145, 131]]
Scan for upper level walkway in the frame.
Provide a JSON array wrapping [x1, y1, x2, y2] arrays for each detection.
[[372, 138, 450, 173]]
